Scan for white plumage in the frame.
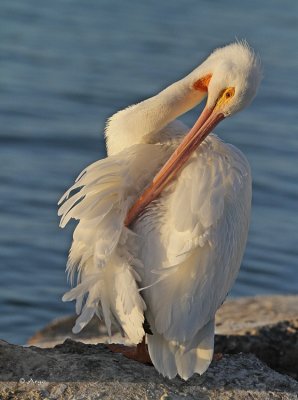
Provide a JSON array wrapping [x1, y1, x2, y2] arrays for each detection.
[[58, 41, 261, 380]]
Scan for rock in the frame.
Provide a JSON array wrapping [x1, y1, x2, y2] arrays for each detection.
[[2, 296, 297, 399], [28, 295, 298, 348], [215, 319, 298, 380], [27, 295, 298, 378], [27, 313, 124, 348], [0, 339, 298, 400], [215, 295, 298, 335], [215, 296, 298, 380]]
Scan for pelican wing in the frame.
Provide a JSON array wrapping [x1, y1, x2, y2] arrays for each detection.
[[58, 143, 170, 343], [137, 136, 252, 344]]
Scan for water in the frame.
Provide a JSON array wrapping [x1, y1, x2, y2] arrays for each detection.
[[0, 0, 297, 345]]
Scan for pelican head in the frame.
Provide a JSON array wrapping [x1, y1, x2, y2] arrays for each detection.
[[125, 42, 262, 226], [196, 41, 262, 118], [167, 42, 263, 161]]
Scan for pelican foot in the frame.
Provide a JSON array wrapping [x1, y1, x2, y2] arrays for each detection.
[[213, 352, 223, 361], [107, 338, 152, 365]]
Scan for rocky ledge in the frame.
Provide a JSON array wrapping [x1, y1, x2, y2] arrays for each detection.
[[0, 295, 297, 400]]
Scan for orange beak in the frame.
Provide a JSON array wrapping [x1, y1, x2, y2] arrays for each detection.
[[124, 104, 225, 226]]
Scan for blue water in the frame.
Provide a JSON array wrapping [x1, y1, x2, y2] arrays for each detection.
[[1, 0, 297, 345]]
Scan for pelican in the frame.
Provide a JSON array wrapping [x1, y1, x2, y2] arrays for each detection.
[[58, 42, 262, 380]]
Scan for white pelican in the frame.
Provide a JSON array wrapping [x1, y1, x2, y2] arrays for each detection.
[[58, 42, 262, 380]]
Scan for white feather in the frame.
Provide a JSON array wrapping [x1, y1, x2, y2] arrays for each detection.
[[59, 41, 261, 379], [135, 134, 251, 371], [59, 144, 170, 343]]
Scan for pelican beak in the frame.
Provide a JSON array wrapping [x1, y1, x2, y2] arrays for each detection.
[[125, 104, 225, 226]]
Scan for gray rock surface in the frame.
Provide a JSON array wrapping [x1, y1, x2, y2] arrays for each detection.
[[1, 339, 298, 400], [215, 295, 298, 334], [1, 295, 297, 399], [28, 295, 298, 347], [215, 319, 298, 380]]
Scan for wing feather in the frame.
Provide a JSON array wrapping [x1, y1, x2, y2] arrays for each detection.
[[136, 135, 252, 344], [58, 143, 170, 343]]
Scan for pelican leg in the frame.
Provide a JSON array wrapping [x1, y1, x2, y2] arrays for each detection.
[[213, 352, 223, 361], [107, 336, 152, 365]]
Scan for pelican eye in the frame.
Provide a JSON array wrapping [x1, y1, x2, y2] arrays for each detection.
[[224, 87, 235, 100], [215, 87, 235, 110]]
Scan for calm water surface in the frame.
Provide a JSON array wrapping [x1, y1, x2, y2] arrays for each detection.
[[1, 0, 297, 344]]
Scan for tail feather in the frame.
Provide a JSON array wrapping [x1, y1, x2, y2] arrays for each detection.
[[147, 319, 214, 380], [175, 319, 214, 380], [147, 332, 178, 379]]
